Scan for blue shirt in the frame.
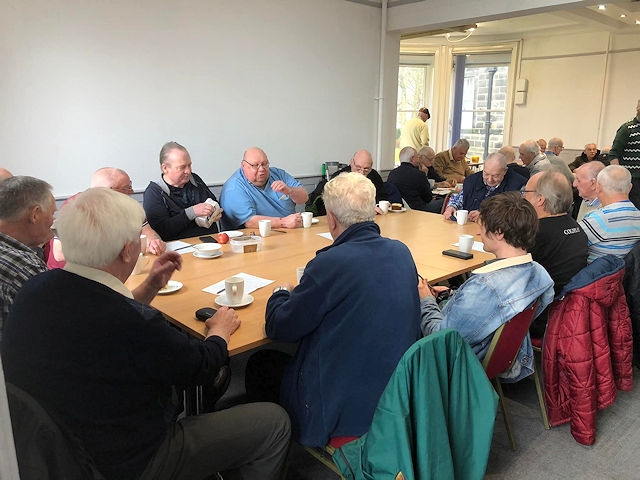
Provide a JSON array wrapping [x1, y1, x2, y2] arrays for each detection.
[[220, 167, 302, 229], [580, 200, 640, 262]]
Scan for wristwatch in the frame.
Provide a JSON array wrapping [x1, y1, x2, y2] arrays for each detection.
[[272, 286, 290, 294]]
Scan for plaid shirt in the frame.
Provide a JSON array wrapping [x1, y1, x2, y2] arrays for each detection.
[[446, 184, 500, 210]]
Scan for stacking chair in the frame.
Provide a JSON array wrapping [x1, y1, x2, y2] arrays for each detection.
[[482, 301, 548, 450]]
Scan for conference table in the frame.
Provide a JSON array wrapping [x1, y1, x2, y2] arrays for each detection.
[[126, 210, 495, 356]]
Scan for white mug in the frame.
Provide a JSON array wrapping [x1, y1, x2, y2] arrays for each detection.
[[377, 200, 390, 214], [259, 219, 272, 237], [459, 234, 474, 253], [140, 234, 147, 254], [225, 276, 245, 304], [456, 210, 469, 225], [301, 211, 313, 228]]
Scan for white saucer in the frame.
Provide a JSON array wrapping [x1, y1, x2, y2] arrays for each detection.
[[389, 207, 407, 213], [215, 294, 254, 308], [220, 231, 243, 238], [311, 218, 319, 224], [193, 251, 222, 259], [158, 280, 183, 295]]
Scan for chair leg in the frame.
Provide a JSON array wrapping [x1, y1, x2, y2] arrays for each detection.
[[533, 366, 550, 430], [493, 378, 517, 450]]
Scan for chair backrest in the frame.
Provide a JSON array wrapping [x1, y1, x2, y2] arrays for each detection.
[[483, 302, 538, 379]]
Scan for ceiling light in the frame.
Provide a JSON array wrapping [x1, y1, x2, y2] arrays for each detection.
[[598, 4, 606, 10], [620, 13, 626, 18], [637, 19, 640, 25]]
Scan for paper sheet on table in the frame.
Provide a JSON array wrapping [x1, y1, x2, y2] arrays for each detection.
[[166, 240, 195, 254], [452, 240, 485, 252], [203, 272, 274, 296], [317, 232, 333, 240]]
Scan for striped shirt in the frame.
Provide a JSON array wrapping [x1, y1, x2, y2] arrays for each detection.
[[579, 200, 640, 262]]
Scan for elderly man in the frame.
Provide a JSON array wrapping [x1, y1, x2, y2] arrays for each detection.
[[220, 147, 308, 230], [331, 149, 388, 203], [543, 137, 574, 185], [568, 143, 608, 171], [499, 145, 530, 179], [608, 99, 640, 209], [421, 192, 554, 382], [0, 176, 55, 339], [573, 161, 605, 221], [442, 151, 527, 222], [0, 168, 12, 180], [387, 146, 444, 212], [519, 139, 550, 176], [537, 138, 547, 153], [2, 187, 291, 480], [580, 165, 640, 262], [143, 141, 222, 241], [246, 172, 420, 447], [400, 107, 430, 150], [545, 137, 564, 157], [417, 146, 454, 188], [433, 138, 472, 183]]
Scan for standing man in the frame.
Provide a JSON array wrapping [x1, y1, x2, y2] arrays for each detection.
[[331, 149, 388, 203], [248, 172, 420, 447], [220, 147, 308, 230], [0, 176, 55, 339], [2, 188, 291, 480], [143, 141, 222, 241], [519, 139, 550, 176], [573, 161, 605, 221], [568, 143, 608, 171], [580, 165, 640, 262], [433, 138, 472, 184], [608, 99, 640, 209], [400, 107, 430, 150], [387, 146, 443, 212]]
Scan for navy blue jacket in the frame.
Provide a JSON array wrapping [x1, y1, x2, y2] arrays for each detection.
[[265, 222, 421, 446], [387, 162, 432, 210], [461, 168, 527, 211]]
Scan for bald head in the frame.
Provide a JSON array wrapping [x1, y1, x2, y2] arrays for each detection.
[[0, 168, 13, 181], [573, 161, 605, 201], [350, 150, 373, 175], [91, 167, 133, 194]]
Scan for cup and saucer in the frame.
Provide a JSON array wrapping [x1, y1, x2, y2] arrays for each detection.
[[193, 243, 223, 259], [215, 294, 254, 308]]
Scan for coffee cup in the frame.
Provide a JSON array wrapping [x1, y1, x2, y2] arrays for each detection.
[[140, 234, 147, 254], [377, 200, 390, 214], [296, 266, 305, 284], [225, 276, 245, 305], [456, 210, 469, 225], [301, 211, 313, 228], [259, 219, 272, 237], [459, 234, 474, 253], [428, 179, 435, 189]]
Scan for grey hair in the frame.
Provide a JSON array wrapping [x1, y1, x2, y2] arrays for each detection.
[[417, 146, 435, 157], [497, 146, 516, 163], [0, 176, 53, 222], [484, 152, 507, 170], [521, 139, 541, 156], [536, 170, 572, 214], [399, 146, 416, 163], [584, 143, 597, 150], [547, 137, 563, 149], [159, 141, 188, 166], [597, 165, 632, 194], [453, 138, 470, 150], [323, 172, 375, 228]]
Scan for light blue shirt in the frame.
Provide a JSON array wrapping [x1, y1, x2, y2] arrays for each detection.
[[220, 167, 302, 229], [580, 200, 640, 262]]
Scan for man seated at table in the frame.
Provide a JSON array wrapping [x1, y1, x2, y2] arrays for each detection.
[[433, 138, 472, 184], [0, 176, 55, 339], [442, 152, 527, 222], [331, 149, 388, 203], [580, 165, 640, 262], [143, 141, 222, 241], [519, 139, 550, 177], [499, 145, 530, 179], [49, 167, 166, 269], [522, 171, 588, 336], [421, 192, 554, 382], [573, 161, 605, 221], [417, 146, 455, 188], [220, 147, 308, 230], [568, 143, 609, 171], [2, 187, 291, 480], [387, 146, 444, 212], [246, 172, 421, 447]]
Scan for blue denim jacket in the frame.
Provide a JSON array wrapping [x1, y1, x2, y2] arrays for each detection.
[[420, 255, 554, 382]]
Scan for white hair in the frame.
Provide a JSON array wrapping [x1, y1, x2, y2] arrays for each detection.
[[597, 165, 632, 194], [323, 172, 375, 227], [398, 146, 416, 163], [56, 187, 144, 268]]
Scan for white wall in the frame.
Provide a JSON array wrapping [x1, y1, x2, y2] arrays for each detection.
[[0, 0, 394, 197]]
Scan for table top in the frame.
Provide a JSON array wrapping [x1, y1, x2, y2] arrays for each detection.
[[126, 210, 494, 355]]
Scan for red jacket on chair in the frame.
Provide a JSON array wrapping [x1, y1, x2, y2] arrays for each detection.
[[543, 255, 633, 445]]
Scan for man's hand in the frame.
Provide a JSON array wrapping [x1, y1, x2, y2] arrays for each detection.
[[146, 251, 183, 290], [147, 237, 166, 255], [281, 212, 302, 229], [270, 180, 291, 196], [193, 202, 216, 217], [468, 210, 481, 222], [375, 205, 385, 215], [443, 206, 456, 220], [205, 306, 240, 343], [418, 278, 434, 300]]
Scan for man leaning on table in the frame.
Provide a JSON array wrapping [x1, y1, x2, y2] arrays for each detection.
[[245, 172, 421, 447], [2, 187, 291, 480], [331, 149, 388, 203], [143, 141, 222, 241], [220, 147, 308, 230], [432, 138, 472, 184]]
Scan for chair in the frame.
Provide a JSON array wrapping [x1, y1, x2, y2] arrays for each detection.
[[482, 301, 548, 450]]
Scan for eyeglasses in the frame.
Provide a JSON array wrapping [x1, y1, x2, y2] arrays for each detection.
[[520, 188, 536, 197], [243, 159, 270, 171], [353, 165, 372, 175]]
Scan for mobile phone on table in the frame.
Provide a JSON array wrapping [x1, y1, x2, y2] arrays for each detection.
[[199, 236, 218, 243], [442, 249, 473, 260]]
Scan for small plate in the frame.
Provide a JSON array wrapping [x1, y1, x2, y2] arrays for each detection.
[[193, 251, 222, 259], [389, 207, 407, 213], [312, 218, 319, 224], [158, 280, 183, 295], [220, 231, 243, 238], [215, 294, 254, 308]]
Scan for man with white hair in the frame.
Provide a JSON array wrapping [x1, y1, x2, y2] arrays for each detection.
[[499, 145, 529, 179], [246, 172, 420, 447], [2, 187, 291, 480], [417, 146, 454, 188], [433, 138, 472, 183], [400, 107, 430, 150], [568, 143, 608, 171], [573, 161, 606, 221], [580, 165, 640, 262], [544, 137, 574, 184], [608, 99, 640, 209], [519, 139, 551, 176], [387, 146, 443, 212]]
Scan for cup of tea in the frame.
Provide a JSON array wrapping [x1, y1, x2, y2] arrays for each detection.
[[301, 212, 313, 228], [456, 210, 469, 225], [377, 200, 390, 214], [296, 266, 305, 284], [259, 219, 272, 237], [225, 276, 245, 305], [459, 234, 474, 253]]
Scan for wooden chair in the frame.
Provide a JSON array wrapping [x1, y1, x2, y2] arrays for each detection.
[[482, 301, 548, 450]]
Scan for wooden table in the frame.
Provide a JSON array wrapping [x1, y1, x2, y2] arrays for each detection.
[[126, 211, 494, 355]]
